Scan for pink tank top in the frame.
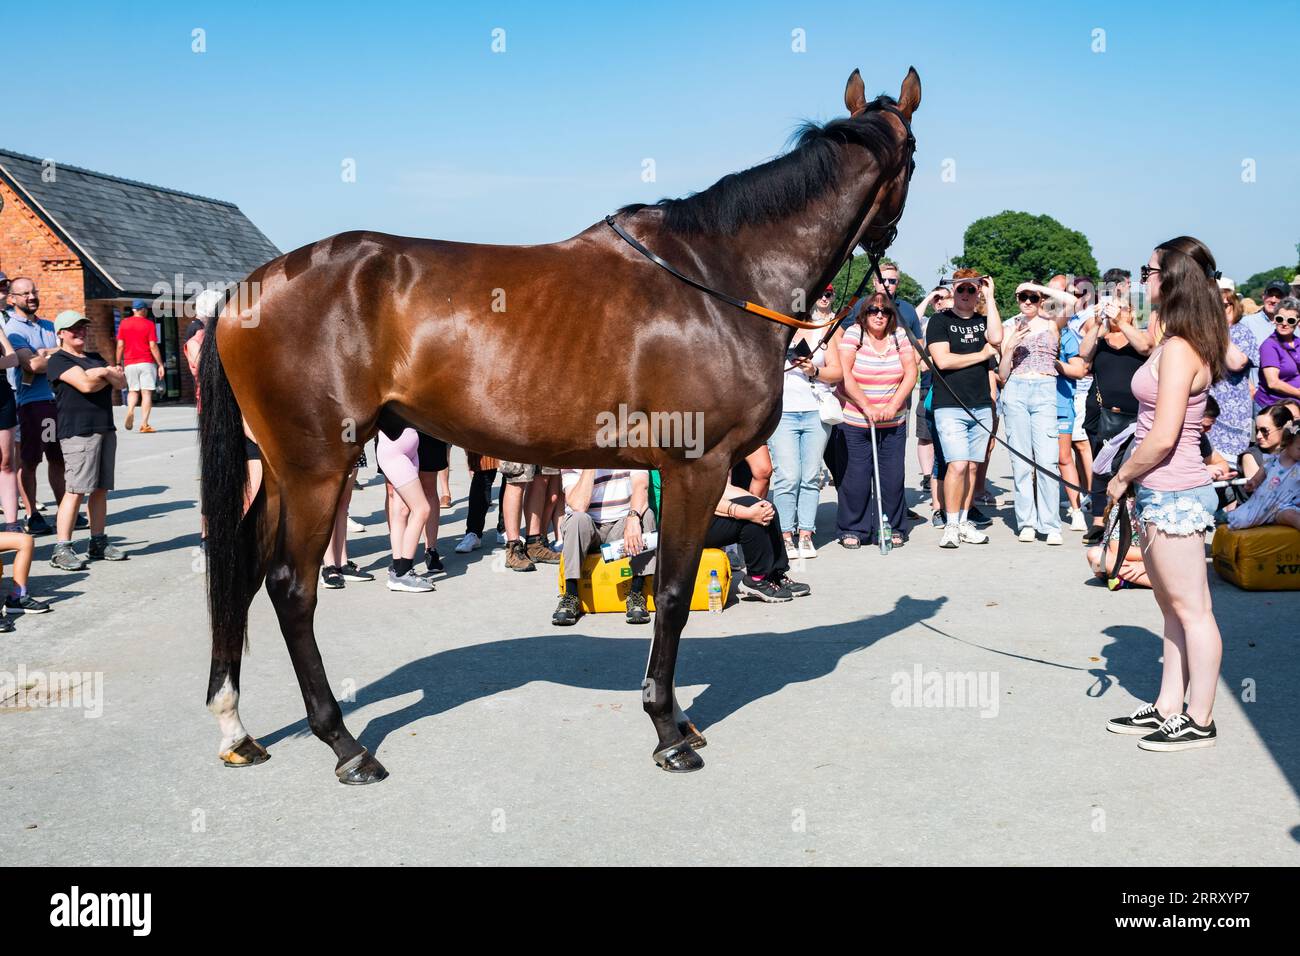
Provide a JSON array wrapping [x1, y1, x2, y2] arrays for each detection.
[[1130, 346, 1210, 491]]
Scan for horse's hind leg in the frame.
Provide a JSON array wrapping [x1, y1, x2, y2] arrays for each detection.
[[265, 465, 388, 785], [207, 496, 270, 767], [643, 456, 729, 772]]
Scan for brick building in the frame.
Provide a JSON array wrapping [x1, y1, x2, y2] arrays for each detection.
[[0, 148, 279, 402]]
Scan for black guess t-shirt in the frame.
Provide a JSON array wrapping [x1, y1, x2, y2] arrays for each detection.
[[46, 350, 116, 439], [926, 309, 995, 410]]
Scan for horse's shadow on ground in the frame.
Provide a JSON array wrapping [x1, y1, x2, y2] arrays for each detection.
[[262, 594, 948, 754]]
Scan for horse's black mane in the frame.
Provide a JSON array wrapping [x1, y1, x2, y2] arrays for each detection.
[[618, 94, 901, 236]]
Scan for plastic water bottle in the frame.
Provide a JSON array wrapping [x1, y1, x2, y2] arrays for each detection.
[[707, 570, 723, 614], [879, 516, 893, 554]]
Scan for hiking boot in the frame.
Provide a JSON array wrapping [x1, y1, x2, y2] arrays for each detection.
[[776, 574, 811, 598], [321, 565, 345, 589], [552, 592, 582, 626], [737, 576, 793, 603], [526, 538, 561, 565], [625, 590, 651, 625], [88, 534, 126, 561], [5, 593, 51, 614], [25, 512, 52, 537], [51, 543, 88, 571], [505, 540, 536, 572], [338, 561, 374, 582]]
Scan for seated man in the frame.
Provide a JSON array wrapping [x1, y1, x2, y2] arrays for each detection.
[[708, 484, 810, 602], [552, 468, 656, 626]]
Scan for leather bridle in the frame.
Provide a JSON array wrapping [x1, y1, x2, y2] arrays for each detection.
[[605, 98, 918, 331]]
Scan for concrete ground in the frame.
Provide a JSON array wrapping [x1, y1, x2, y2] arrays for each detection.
[[2, 406, 1297, 865]]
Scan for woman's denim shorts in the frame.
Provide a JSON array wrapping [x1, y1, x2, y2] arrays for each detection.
[[1133, 483, 1217, 536]]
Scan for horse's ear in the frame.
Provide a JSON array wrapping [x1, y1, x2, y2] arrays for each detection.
[[897, 67, 921, 120], [844, 69, 867, 116]]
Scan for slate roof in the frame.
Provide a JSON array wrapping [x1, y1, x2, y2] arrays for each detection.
[[0, 148, 281, 296]]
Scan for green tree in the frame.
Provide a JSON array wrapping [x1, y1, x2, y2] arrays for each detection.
[[830, 256, 924, 306], [952, 211, 1099, 316], [1239, 266, 1294, 302]]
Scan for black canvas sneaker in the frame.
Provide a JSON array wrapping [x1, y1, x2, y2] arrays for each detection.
[[320, 566, 345, 589], [338, 561, 374, 582], [1138, 713, 1217, 752], [1106, 703, 1169, 735]]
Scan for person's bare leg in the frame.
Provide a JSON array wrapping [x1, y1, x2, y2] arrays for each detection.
[[418, 472, 441, 552], [524, 475, 549, 537], [242, 460, 262, 516], [502, 480, 524, 542], [326, 466, 357, 567], [124, 389, 139, 429], [917, 440, 934, 485], [1140, 526, 1223, 723], [942, 462, 968, 519], [1058, 433, 1081, 510], [436, 466, 450, 505], [49, 456, 66, 503], [1073, 438, 1093, 493], [390, 479, 430, 560], [87, 488, 107, 536], [1275, 509, 1300, 531], [0, 430, 18, 526], [386, 483, 405, 557], [56, 490, 83, 541], [960, 461, 979, 514], [139, 387, 154, 429]]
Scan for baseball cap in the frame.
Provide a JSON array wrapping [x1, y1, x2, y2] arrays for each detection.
[[1264, 279, 1290, 297], [54, 310, 90, 333], [131, 298, 148, 310], [1217, 277, 1236, 292]]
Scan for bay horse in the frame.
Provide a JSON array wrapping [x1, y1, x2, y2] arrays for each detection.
[[199, 67, 921, 784]]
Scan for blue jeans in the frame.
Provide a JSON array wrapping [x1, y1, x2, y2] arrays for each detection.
[[1001, 375, 1061, 534], [768, 410, 831, 533], [933, 405, 994, 463]]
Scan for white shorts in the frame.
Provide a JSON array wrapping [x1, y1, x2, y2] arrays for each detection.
[[125, 362, 158, 391], [1072, 387, 1088, 442]]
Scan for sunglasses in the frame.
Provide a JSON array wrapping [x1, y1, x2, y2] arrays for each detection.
[[1256, 426, 1278, 435], [1140, 265, 1160, 282], [864, 306, 895, 317], [1017, 292, 1041, 304], [954, 285, 978, 295], [881, 278, 899, 286], [1274, 316, 1298, 327], [818, 292, 833, 298]]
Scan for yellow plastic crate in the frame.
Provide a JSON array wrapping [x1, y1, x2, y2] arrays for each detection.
[[1212, 524, 1300, 591], [557, 548, 732, 613]]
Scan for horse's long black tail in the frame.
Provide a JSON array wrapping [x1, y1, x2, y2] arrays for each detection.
[[199, 323, 263, 663]]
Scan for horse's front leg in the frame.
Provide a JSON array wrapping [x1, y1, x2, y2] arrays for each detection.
[[643, 457, 728, 772]]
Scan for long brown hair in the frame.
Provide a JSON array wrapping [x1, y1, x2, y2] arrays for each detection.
[[1154, 236, 1228, 383]]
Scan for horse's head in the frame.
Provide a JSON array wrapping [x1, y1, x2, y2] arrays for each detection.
[[843, 67, 921, 258]]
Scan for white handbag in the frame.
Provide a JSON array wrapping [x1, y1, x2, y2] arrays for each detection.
[[814, 382, 843, 425]]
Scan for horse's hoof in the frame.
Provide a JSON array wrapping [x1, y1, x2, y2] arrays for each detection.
[[653, 742, 704, 773], [679, 721, 707, 750], [220, 736, 270, 767], [335, 750, 389, 785]]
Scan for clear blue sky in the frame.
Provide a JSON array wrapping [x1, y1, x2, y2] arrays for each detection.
[[9, 0, 1298, 286]]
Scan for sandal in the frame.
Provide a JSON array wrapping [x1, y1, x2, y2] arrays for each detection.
[[839, 535, 861, 550], [891, 532, 905, 547]]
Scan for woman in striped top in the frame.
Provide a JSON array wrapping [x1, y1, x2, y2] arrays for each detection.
[[824, 292, 917, 547]]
